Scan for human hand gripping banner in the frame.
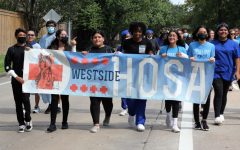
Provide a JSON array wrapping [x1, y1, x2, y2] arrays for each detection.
[[23, 49, 215, 104]]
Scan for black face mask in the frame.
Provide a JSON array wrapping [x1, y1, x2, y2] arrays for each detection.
[[17, 37, 26, 44], [197, 34, 207, 40], [60, 36, 68, 43]]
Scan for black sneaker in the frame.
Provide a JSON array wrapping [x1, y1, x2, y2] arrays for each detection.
[[61, 122, 68, 129], [57, 107, 61, 113], [47, 124, 57, 133], [201, 120, 209, 131], [44, 105, 51, 114], [25, 121, 33, 132], [194, 122, 202, 130]]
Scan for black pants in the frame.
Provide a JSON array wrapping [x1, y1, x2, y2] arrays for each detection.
[[193, 91, 211, 123], [50, 94, 69, 125], [213, 78, 231, 117], [12, 80, 31, 126], [90, 97, 113, 124], [165, 100, 179, 118]]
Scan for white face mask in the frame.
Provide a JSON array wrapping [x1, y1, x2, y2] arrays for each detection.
[[183, 33, 189, 38], [47, 27, 55, 34]]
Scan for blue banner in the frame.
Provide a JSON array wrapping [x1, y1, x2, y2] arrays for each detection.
[[23, 49, 214, 104]]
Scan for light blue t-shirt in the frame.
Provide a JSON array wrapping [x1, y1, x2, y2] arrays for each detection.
[[159, 45, 187, 57], [39, 33, 56, 49], [187, 41, 215, 61]]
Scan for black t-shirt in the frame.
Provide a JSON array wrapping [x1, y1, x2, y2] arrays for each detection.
[[89, 45, 113, 53], [122, 38, 153, 54]]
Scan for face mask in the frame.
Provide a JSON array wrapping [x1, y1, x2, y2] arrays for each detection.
[[17, 37, 26, 44], [47, 27, 55, 34], [197, 34, 207, 40], [60, 36, 68, 43], [183, 33, 189, 38]]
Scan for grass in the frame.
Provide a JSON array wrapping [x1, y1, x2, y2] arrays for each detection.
[[0, 55, 5, 74]]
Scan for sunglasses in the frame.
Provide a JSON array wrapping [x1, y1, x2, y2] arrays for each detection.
[[27, 34, 35, 36], [230, 33, 235, 35]]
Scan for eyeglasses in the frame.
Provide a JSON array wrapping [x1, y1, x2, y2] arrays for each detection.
[[230, 33, 235, 35], [27, 34, 35, 36]]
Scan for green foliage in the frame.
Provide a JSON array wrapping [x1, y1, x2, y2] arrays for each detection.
[[0, 55, 5, 74]]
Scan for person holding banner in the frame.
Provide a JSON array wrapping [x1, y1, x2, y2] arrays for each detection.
[[46, 29, 73, 132], [83, 30, 114, 133], [122, 22, 153, 132], [211, 23, 240, 125], [188, 25, 215, 131], [160, 30, 187, 133], [4, 28, 33, 133]]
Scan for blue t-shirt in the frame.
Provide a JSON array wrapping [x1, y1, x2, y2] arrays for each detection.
[[39, 33, 56, 49], [187, 41, 215, 61], [211, 39, 240, 81], [159, 45, 187, 57]]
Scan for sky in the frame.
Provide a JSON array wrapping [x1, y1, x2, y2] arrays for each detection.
[[169, 0, 185, 5]]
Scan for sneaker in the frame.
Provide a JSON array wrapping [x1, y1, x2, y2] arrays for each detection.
[[47, 124, 57, 133], [18, 125, 25, 133], [214, 117, 222, 125], [25, 121, 33, 132], [33, 106, 40, 113], [119, 109, 128, 116], [229, 85, 233, 91], [61, 122, 68, 129], [194, 122, 202, 130], [201, 120, 209, 131], [103, 116, 110, 126], [220, 115, 224, 122], [137, 124, 145, 132], [172, 125, 180, 133], [90, 125, 100, 133], [57, 107, 61, 113], [128, 115, 135, 127], [166, 114, 172, 128], [44, 105, 51, 114]]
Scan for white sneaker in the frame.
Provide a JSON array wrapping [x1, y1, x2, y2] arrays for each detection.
[[25, 121, 33, 132], [214, 117, 223, 125], [166, 114, 172, 128], [128, 115, 135, 127], [33, 106, 41, 113], [220, 115, 224, 122], [119, 109, 128, 116], [90, 125, 100, 133], [172, 125, 180, 133], [18, 125, 25, 133], [137, 124, 145, 132]]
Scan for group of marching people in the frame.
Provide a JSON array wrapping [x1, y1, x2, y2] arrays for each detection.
[[4, 20, 240, 134]]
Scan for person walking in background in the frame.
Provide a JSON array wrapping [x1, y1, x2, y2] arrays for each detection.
[[39, 20, 61, 114], [188, 25, 215, 131], [26, 30, 42, 113], [160, 30, 188, 133], [211, 23, 240, 125], [146, 29, 160, 54], [122, 22, 153, 132], [4, 28, 33, 133]]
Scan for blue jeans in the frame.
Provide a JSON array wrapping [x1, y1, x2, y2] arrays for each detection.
[[121, 98, 128, 110]]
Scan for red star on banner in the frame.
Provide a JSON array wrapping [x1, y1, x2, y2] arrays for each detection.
[[70, 84, 78, 92], [80, 84, 88, 92], [100, 86, 108, 94], [90, 85, 97, 93], [81, 58, 88, 64], [92, 58, 99, 65], [71, 57, 79, 64], [102, 58, 109, 65]]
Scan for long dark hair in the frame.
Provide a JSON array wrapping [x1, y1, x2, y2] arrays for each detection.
[[48, 29, 70, 49], [192, 25, 210, 41], [163, 30, 185, 47]]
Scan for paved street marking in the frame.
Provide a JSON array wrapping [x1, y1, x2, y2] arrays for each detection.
[[0, 81, 10, 86]]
